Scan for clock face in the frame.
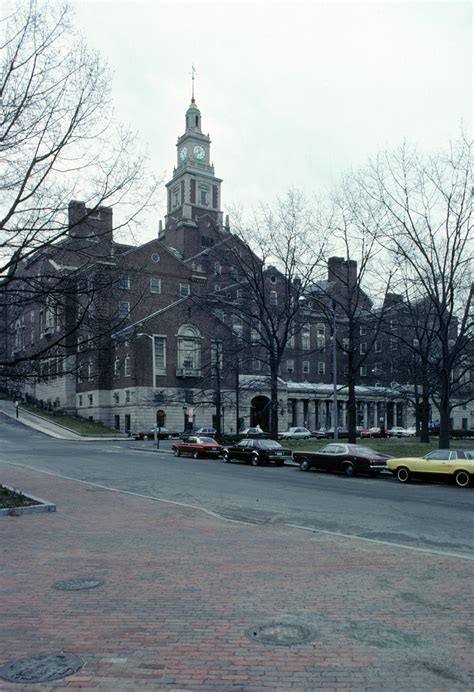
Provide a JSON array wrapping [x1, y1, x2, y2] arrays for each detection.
[[193, 145, 205, 160], [179, 146, 187, 161]]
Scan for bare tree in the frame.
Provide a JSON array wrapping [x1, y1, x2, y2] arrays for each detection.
[[0, 0, 158, 383], [195, 190, 327, 437], [360, 136, 473, 448], [311, 177, 394, 443]]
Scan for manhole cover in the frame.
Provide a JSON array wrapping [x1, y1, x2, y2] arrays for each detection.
[[246, 622, 316, 646], [52, 577, 104, 591], [0, 653, 82, 683]]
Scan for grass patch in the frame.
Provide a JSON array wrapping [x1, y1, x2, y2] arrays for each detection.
[[21, 404, 121, 436], [284, 437, 473, 457]]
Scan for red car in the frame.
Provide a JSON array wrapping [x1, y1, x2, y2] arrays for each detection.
[[172, 436, 223, 459], [360, 427, 390, 439]]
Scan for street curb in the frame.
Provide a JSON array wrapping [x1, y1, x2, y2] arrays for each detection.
[[0, 485, 56, 517]]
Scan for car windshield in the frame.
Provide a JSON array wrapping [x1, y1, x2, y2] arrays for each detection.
[[259, 440, 282, 449]]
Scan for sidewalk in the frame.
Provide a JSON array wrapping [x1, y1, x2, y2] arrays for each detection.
[[0, 462, 472, 690], [0, 399, 126, 441]]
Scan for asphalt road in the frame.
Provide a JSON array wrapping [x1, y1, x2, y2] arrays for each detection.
[[1, 413, 473, 558]]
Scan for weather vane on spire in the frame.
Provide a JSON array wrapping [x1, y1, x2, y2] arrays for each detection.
[[190, 64, 197, 102]]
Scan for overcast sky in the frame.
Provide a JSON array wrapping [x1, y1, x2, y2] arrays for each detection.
[[73, 0, 472, 242]]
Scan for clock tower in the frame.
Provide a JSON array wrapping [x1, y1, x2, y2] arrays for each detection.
[[162, 93, 224, 259]]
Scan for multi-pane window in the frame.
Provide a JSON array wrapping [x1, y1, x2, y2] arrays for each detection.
[[179, 282, 190, 297], [200, 190, 208, 206], [303, 361, 310, 374], [287, 359, 294, 373], [250, 318, 259, 343], [302, 324, 311, 350], [211, 340, 223, 370], [270, 290, 278, 306], [78, 395, 83, 406], [124, 355, 130, 377], [118, 301, 130, 318], [125, 390, 131, 403], [288, 334, 295, 348], [360, 342, 367, 354], [119, 274, 130, 290], [154, 336, 166, 378], [150, 276, 161, 294], [316, 323, 325, 337], [177, 326, 201, 371], [317, 336, 325, 351], [360, 326, 367, 336], [114, 358, 120, 377], [232, 316, 243, 338], [360, 366, 368, 377], [88, 361, 94, 381], [88, 394, 93, 406], [318, 361, 325, 375]]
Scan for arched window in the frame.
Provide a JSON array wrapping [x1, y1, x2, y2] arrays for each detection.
[[177, 325, 201, 371]]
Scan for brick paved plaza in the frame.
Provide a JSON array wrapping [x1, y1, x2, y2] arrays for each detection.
[[0, 462, 472, 690]]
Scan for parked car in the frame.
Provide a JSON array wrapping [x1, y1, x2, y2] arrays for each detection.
[[387, 426, 409, 437], [324, 427, 349, 439], [172, 436, 223, 459], [278, 427, 312, 440], [360, 427, 386, 439], [194, 427, 217, 436], [222, 439, 293, 466], [311, 428, 328, 439], [387, 449, 474, 487], [294, 443, 392, 477], [238, 427, 271, 438], [134, 426, 178, 440]]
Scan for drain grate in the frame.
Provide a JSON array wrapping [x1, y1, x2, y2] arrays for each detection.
[[0, 653, 82, 683], [52, 577, 104, 591], [246, 622, 316, 646]]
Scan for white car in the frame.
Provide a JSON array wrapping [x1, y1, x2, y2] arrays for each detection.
[[278, 427, 312, 440], [388, 426, 411, 437]]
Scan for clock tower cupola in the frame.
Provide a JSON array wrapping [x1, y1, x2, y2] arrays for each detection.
[[162, 75, 224, 259]]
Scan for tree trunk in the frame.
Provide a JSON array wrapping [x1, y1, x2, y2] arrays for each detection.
[[347, 375, 357, 444], [270, 359, 279, 438], [438, 368, 451, 449]]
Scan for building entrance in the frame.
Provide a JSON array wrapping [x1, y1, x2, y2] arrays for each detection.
[[250, 396, 270, 431]]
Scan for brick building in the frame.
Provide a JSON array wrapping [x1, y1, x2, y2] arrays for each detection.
[[3, 95, 471, 434]]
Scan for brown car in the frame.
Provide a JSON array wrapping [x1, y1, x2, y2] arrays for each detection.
[[294, 443, 392, 477], [172, 436, 223, 459]]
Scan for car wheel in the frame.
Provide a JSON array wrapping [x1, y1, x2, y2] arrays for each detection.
[[192, 450, 199, 459], [299, 458, 311, 472], [343, 462, 355, 477], [251, 454, 260, 466], [397, 466, 411, 483], [454, 470, 470, 488], [223, 451, 230, 463], [173, 448, 181, 457]]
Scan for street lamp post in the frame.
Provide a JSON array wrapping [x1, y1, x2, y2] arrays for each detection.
[[332, 303, 338, 442]]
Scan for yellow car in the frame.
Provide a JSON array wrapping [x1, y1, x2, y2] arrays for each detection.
[[387, 449, 474, 488]]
